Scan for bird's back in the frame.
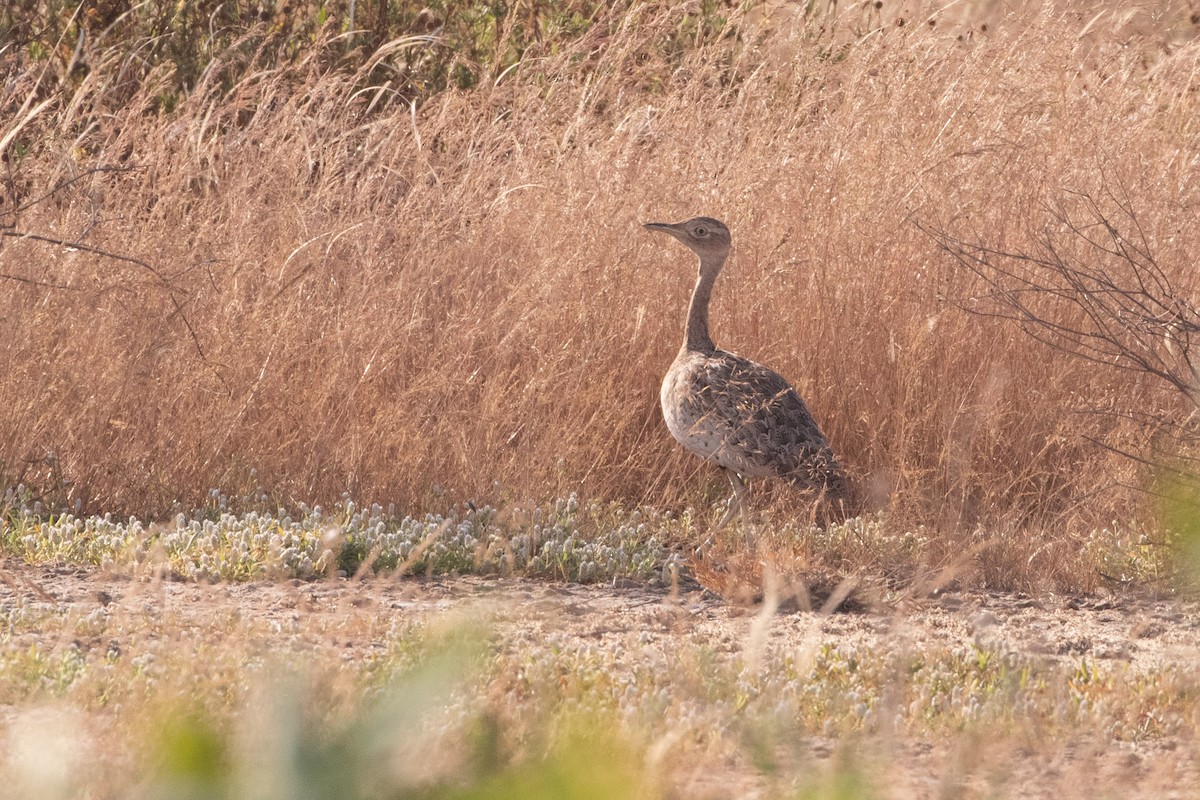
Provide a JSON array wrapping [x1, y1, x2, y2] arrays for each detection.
[[661, 347, 847, 497]]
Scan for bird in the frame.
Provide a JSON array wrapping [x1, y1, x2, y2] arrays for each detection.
[[644, 216, 848, 526]]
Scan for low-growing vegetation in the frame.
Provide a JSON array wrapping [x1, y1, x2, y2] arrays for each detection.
[[2, 485, 687, 583], [3, 484, 1175, 595]]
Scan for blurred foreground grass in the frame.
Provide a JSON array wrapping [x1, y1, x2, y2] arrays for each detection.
[[2, 588, 1199, 798]]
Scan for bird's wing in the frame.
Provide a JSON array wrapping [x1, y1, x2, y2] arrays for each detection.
[[683, 350, 845, 491]]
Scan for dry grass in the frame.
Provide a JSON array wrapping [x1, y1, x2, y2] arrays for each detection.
[[2, 2, 1200, 588]]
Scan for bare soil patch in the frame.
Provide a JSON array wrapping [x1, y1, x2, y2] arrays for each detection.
[[7, 562, 1197, 673]]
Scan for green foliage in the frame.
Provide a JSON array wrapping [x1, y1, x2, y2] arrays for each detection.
[[416, 728, 651, 800], [792, 751, 877, 800], [1159, 469, 1200, 581], [147, 714, 232, 800]]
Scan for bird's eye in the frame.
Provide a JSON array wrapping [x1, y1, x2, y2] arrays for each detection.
[[694, 226, 708, 237]]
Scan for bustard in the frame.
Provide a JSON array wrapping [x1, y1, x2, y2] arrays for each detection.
[[645, 216, 848, 526]]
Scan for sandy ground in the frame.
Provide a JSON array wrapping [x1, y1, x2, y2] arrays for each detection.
[[8, 562, 1198, 672], [3, 561, 1200, 798]]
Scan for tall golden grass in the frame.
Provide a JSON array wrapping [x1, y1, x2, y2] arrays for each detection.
[[2, 3, 1198, 552]]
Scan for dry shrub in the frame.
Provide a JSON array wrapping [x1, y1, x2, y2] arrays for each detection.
[[2, 2, 1199, 586]]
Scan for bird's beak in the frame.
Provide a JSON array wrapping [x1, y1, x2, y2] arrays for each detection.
[[643, 221, 687, 242]]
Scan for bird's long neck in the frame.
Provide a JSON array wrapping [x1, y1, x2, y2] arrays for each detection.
[[684, 254, 723, 354]]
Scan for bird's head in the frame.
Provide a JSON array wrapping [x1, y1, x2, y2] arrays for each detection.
[[643, 216, 731, 262]]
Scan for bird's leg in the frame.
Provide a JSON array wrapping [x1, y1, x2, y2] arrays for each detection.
[[717, 469, 748, 530], [719, 470, 760, 554]]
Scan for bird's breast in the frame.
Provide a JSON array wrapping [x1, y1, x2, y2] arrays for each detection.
[[660, 352, 725, 461]]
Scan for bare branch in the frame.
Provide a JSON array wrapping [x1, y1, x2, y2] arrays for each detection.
[[0, 271, 76, 290], [1, 229, 165, 278], [917, 192, 1200, 476], [0, 228, 227, 391]]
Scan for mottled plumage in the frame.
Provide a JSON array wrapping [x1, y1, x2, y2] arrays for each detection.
[[645, 216, 847, 523]]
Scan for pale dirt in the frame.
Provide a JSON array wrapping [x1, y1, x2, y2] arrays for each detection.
[[3, 560, 1200, 799]]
